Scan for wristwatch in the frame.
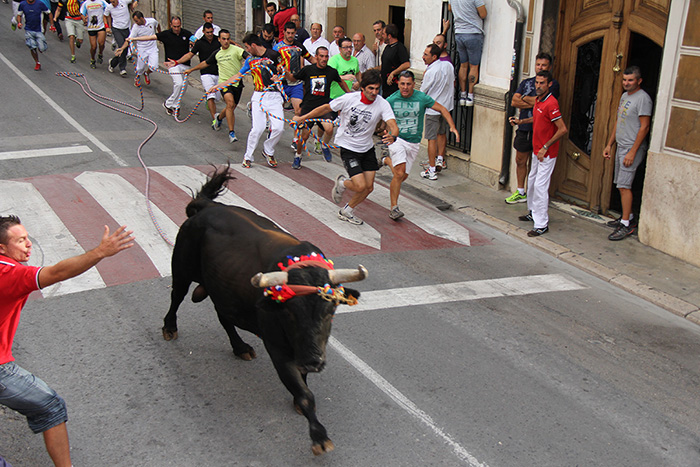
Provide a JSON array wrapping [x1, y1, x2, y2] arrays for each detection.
[[543, 144, 549, 150]]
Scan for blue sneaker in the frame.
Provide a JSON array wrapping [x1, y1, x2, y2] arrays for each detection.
[[229, 131, 237, 143], [322, 146, 332, 162], [292, 156, 302, 170]]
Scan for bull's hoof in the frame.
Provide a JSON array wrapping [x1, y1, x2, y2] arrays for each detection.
[[294, 403, 303, 415], [311, 439, 334, 456], [162, 327, 178, 341], [234, 346, 257, 361]]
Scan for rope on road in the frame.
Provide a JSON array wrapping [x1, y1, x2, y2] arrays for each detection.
[[55, 50, 344, 246]]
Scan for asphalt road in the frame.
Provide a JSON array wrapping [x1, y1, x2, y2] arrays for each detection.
[[1, 9, 700, 466]]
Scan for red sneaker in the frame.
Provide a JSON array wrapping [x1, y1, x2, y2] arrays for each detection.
[[34, 63, 41, 71], [144, 73, 150, 85]]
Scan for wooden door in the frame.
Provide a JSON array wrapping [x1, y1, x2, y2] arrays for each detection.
[[551, 0, 669, 212]]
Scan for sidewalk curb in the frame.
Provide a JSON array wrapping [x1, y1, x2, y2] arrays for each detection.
[[459, 208, 700, 324]]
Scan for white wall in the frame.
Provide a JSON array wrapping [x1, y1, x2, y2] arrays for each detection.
[[406, 0, 517, 92]]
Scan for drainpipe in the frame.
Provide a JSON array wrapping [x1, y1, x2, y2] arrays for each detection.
[[499, 0, 526, 186]]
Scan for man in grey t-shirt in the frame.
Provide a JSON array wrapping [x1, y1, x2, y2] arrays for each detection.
[[603, 66, 653, 241], [449, 0, 487, 106]]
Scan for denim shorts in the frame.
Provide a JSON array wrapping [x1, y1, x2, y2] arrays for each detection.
[[24, 30, 48, 52], [455, 33, 484, 66], [0, 361, 68, 433]]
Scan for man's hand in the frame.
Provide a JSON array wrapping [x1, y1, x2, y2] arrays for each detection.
[[386, 72, 394, 86], [164, 59, 178, 69], [537, 147, 547, 162], [603, 144, 612, 159], [509, 116, 519, 127], [95, 225, 135, 259], [381, 129, 396, 145], [623, 151, 635, 167], [450, 127, 460, 143]]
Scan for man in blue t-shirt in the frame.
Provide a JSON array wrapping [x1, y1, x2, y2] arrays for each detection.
[[17, 0, 53, 70]]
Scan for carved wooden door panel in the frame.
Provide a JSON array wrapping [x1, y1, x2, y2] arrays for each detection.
[[552, 0, 669, 212]]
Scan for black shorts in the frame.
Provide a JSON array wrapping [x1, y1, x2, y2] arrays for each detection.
[[299, 111, 334, 131], [87, 28, 105, 37], [340, 147, 379, 178], [513, 129, 533, 153], [221, 83, 243, 105]]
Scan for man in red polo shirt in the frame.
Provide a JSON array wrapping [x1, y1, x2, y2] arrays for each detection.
[[509, 70, 567, 236], [0, 215, 133, 466]]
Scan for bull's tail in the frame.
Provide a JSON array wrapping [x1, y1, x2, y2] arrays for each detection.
[[186, 163, 236, 218]]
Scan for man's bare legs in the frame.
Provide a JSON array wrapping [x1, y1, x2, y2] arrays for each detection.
[[43, 422, 72, 467]]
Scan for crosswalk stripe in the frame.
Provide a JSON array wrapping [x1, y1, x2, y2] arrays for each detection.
[[74, 172, 177, 277], [0, 180, 106, 296], [230, 164, 382, 250], [337, 274, 586, 314], [149, 165, 286, 230], [0, 145, 92, 161], [305, 160, 471, 246]]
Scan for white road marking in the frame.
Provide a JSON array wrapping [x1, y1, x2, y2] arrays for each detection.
[[150, 165, 290, 232], [330, 336, 488, 466], [0, 180, 105, 297], [305, 160, 471, 246], [0, 52, 127, 167], [231, 165, 382, 250], [75, 171, 177, 276], [0, 145, 92, 161], [338, 274, 586, 314]]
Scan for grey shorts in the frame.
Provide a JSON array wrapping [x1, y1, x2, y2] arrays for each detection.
[[455, 33, 484, 66], [424, 114, 448, 140], [614, 144, 647, 189]]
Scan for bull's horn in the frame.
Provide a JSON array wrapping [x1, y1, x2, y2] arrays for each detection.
[[251, 271, 289, 288], [328, 265, 368, 284]]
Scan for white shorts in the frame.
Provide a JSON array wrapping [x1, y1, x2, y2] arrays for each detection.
[[200, 73, 220, 101], [388, 137, 421, 173], [64, 18, 84, 40]]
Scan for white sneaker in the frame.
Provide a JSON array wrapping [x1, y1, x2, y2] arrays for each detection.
[[459, 92, 467, 106], [465, 96, 474, 107], [119, 69, 127, 77], [338, 207, 363, 225], [420, 169, 438, 181], [331, 174, 347, 204]]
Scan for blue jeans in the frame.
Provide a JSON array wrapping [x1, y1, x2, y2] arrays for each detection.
[[0, 361, 68, 433]]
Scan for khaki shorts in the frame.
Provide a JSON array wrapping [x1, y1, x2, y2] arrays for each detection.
[[64, 18, 84, 40]]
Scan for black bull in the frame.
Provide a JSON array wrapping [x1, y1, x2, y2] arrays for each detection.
[[162, 166, 367, 455]]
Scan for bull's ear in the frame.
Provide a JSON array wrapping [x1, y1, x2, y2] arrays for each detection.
[[343, 288, 360, 300]]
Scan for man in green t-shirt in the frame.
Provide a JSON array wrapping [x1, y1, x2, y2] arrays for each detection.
[[383, 71, 459, 220], [185, 29, 247, 143], [328, 37, 360, 99]]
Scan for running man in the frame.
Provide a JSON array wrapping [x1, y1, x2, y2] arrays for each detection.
[[294, 69, 398, 225], [292, 46, 349, 169], [171, 22, 221, 126], [105, 0, 135, 76], [384, 70, 458, 220], [183, 29, 247, 143], [114, 11, 158, 87], [124, 16, 192, 116], [17, 0, 52, 70], [273, 20, 315, 150], [79, 0, 108, 69], [54, 0, 83, 63], [218, 33, 284, 168]]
